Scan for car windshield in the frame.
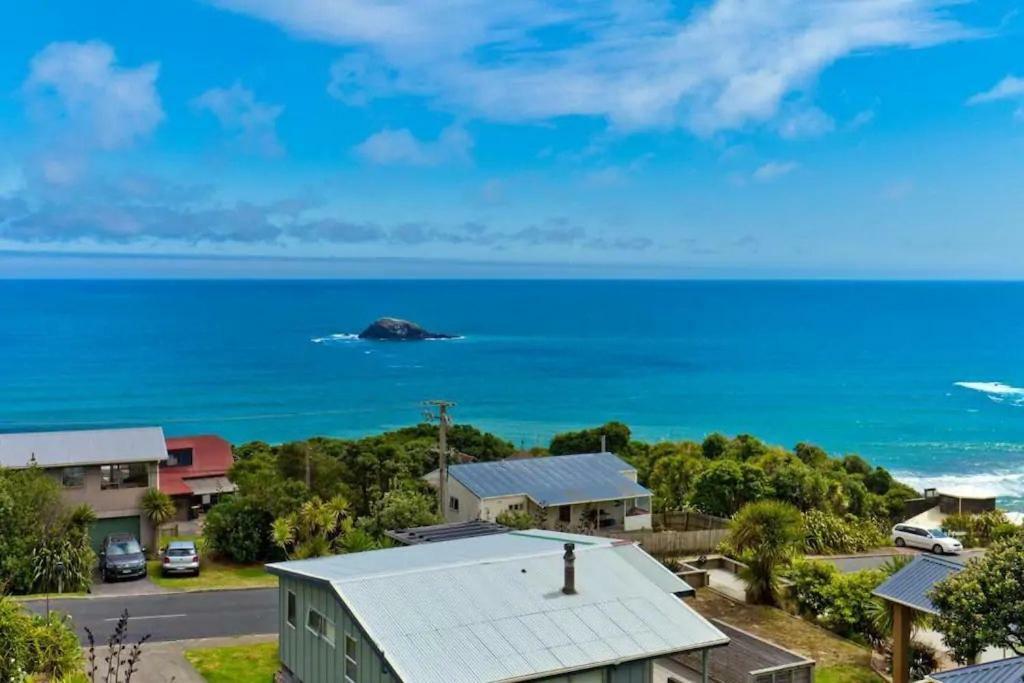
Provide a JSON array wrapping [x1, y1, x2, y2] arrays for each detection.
[[929, 528, 949, 538], [107, 541, 142, 555]]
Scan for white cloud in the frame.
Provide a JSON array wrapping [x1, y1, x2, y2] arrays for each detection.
[[777, 105, 835, 139], [847, 109, 876, 130], [354, 125, 471, 166], [967, 75, 1024, 104], [193, 83, 284, 156], [752, 161, 798, 182], [210, 0, 972, 135], [25, 41, 163, 150]]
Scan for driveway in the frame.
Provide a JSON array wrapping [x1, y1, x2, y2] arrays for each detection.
[[812, 548, 985, 573], [89, 572, 168, 598], [22, 587, 277, 643]]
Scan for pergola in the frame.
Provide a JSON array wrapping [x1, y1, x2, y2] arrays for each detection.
[[872, 554, 966, 683]]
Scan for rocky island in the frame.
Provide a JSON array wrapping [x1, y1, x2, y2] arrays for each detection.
[[358, 317, 457, 341]]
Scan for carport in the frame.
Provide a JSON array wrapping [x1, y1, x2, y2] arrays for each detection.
[[872, 554, 965, 683]]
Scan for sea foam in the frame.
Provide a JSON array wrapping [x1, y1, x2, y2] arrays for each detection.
[[310, 333, 360, 344], [954, 381, 1024, 406], [893, 468, 1024, 502]]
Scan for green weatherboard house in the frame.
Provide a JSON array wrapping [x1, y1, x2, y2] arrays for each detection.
[[266, 529, 727, 683]]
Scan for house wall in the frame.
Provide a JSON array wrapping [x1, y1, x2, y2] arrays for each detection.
[[535, 658, 652, 682], [47, 462, 160, 548], [277, 574, 397, 683], [443, 476, 482, 523], [479, 494, 530, 522]]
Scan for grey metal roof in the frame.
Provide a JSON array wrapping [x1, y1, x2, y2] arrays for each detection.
[[384, 520, 510, 545], [443, 452, 651, 506], [872, 554, 966, 614], [931, 657, 1024, 683], [268, 530, 723, 683], [0, 427, 168, 468]]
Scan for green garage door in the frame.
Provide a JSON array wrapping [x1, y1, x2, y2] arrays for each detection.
[[89, 516, 141, 554]]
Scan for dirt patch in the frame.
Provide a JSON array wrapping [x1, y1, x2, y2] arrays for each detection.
[[690, 589, 874, 670]]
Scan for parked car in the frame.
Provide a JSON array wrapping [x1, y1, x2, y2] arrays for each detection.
[[160, 540, 201, 577], [892, 524, 963, 554], [99, 533, 148, 582]]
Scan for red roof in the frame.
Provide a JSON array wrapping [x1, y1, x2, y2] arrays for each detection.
[[159, 435, 234, 496]]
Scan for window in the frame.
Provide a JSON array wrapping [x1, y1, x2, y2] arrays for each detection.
[[100, 463, 149, 490], [449, 496, 459, 511], [345, 635, 358, 682], [306, 608, 334, 647], [559, 505, 571, 523], [509, 503, 523, 511], [164, 448, 194, 468], [286, 591, 296, 628], [61, 466, 86, 488]]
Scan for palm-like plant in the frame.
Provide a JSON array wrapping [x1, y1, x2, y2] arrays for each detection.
[[140, 488, 176, 547], [729, 500, 805, 605], [273, 495, 361, 559]]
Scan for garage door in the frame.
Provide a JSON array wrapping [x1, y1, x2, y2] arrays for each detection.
[[89, 516, 142, 553]]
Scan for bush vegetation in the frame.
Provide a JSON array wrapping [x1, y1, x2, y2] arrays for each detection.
[[0, 596, 82, 681], [942, 510, 1018, 548]]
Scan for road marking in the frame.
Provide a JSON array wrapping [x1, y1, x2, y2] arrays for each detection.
[[103, 614, 187, 622]]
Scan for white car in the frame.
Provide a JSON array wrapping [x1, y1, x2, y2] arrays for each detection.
[[891, 524, 963, 554]]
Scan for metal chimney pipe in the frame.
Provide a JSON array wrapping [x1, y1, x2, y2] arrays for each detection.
[[563, 543, 576, 595]]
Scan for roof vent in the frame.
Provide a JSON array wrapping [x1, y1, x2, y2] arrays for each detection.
[[562, 543, 576, 595]]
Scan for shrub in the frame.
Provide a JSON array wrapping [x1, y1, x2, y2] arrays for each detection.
[[943, 511, 1011, 547], [786, 559, 840, 616], [204, 497, 275, 563], [818, 569, 888, 641], [28, 612, 82, 679], [803, 510, 887, 554], [496, 509, 535, 530]]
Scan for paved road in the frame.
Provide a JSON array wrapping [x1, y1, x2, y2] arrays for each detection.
[[814, 548, 985, 573], [23, 588, 277, 644]]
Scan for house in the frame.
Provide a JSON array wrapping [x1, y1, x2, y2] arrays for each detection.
[[266, 529, 728, 683], [427, 452, 654, 531], [159, 435, 236, 520], [0, 427, 168, 551]]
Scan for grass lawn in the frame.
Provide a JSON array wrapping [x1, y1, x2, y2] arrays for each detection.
[[691, 590, 881, 681], [147, 558, 277, 591], [185, 642, 278, 683], [817, 664, 885, 683]]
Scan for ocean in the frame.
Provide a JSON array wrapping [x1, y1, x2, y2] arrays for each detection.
[[2, 279, 1023, 508]]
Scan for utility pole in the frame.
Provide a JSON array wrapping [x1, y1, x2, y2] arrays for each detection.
[[424, 400, 456, 518]]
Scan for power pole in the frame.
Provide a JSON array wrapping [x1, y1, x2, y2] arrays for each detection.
[[424, 400, 456, 518]]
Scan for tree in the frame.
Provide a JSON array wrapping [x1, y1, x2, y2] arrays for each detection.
[[931, 535, 1024, 663], [794, 442, 830, 468], [369, 489, 439, 534], [549, 422, 631, 455], [701, 433, 729, 459], [648, 449, 705, 511], [204, 497, 275, 563], [140, 488, 176, 547], [729, 501, 804, 605], [688, 459, 772, 517], [271, 496, 353, 559]]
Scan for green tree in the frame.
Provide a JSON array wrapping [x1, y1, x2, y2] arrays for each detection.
[[648, 448, 705, 511], [701, 433, 729, 459], [688, 459, 772, 517], [549, 421, 631, 455], [794, 442, 830, 468], [204, 496, 275, 563], [931, 535, 1024, 663], [369, 488, 440, 533], [271, 496, 353, 559], [141, 488, 176, 547], [729, 501, 804, 605]]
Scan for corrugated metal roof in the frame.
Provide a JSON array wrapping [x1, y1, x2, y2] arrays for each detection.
[[872, 554, 965, 614], [269, 530, 724, 683], [385, 520, 510, 545], [443, 452, 651, 506], [0, 427, 168, 468], [931, 657, 1024, 683]]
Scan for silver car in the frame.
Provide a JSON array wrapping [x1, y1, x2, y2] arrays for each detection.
[[160, 540, 201, 577]]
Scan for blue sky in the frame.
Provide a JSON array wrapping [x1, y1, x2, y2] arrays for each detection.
[[1, 0, 1023, 277]]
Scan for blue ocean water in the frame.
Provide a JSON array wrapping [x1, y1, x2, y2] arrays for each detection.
[[2, 280, 1023, 507]]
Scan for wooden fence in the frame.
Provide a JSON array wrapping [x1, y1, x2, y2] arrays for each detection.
[[652, 510, 730, 531], [596, 527, 729, 557]]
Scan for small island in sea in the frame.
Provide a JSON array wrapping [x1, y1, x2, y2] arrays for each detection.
[[358, 317, 456, 341]]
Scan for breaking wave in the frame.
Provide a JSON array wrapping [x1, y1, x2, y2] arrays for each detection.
[[954, 381, 1024, 406], [310, 333, 360, 344], [893, 468, 1024, 502]]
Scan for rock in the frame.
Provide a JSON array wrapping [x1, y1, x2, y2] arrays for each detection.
[[358, 317, 456, 341]]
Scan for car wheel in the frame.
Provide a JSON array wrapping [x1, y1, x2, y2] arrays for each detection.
[[194, 569, 201, 577], [895, 537, 905, 547], [932, 544, 944, 555]]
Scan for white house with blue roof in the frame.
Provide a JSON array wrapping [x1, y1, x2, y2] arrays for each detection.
[[427, 452, 654, 531]]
